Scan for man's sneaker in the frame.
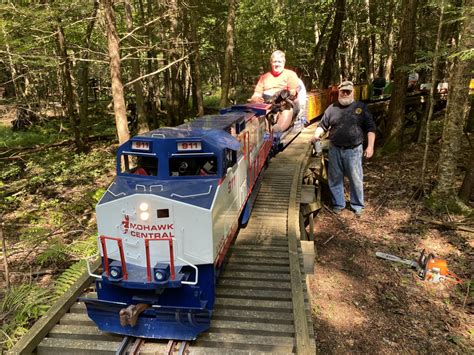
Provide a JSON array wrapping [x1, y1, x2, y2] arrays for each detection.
[[354, 209, 364, 217]]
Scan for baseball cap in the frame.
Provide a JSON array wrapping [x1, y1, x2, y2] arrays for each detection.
[[338, 81, 354, 91]]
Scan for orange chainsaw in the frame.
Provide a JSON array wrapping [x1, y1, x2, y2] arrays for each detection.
[[376, 249, 462, 284]]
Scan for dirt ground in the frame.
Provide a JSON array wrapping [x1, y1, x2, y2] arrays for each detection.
[[308, 146, 473, 354]]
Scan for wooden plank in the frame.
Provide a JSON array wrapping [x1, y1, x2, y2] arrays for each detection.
[[232, 244, 289, 252], [9, 259, 101, 355], [252, 201, 289, 209], [301, 240, 315, 274], [48, 324, 122, 341], [212, 308, 294, 321], [69, 302, 87, 313], [183, 346, 284, 355], [227, 250, 289, 258], [236, 230, 287, 239], [217, 278, 291, 290], [215, 298, 293, 310], [285, 135, 316, 355], [219, 271, 291, 280], [197, 332, 294, 347], [234, 237, 288, 246], [36, 338, 120, 355], [223, 264, 289, 273], [210, 319, 294, 333], [226, 256, 289, 266], [216, 288, 292, 299], [60, 313, 94, 326]]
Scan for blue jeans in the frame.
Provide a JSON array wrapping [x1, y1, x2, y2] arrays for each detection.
[[328, 144, 364, 212]]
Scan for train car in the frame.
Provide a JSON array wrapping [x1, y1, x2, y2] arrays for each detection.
[[82, 103, 305, 340], [305, 80, 396, 125]]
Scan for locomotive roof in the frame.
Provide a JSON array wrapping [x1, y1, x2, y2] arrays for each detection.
[[139, 112, 248, 139]]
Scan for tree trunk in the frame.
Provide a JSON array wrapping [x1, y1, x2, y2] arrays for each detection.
[[379, 0, 396, 81], [359, 0, 372, 82], [466, 98, 474, 133], [165, 0, 183, 126], [369, 0, 377, 81], [188, 0, 204, 116], [320, 0, 345, 88], [103, 0, 130, 145], [432, 0, 473, 201], [124, 0, 149, 134], [459, 143, 474, 201], [310, 10, 333, 87], [351, 29, 358, 81], [78, 0, 99, 145], [420, 1, 445, 195], [139, 0, 159, 129], [384, 0, 417, 152], [1, 25, 21, 100], [56, 22, 86, 152], [220, 0, 237, 108]]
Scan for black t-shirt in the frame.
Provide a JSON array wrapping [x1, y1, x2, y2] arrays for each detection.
[[318, 101, 376, 147]]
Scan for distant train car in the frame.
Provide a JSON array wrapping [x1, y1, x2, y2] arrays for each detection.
[[82, 103, 306, 340], [305, 80, 395, 125]]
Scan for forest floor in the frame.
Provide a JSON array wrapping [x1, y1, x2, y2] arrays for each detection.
[[308, 143, 473, 354]]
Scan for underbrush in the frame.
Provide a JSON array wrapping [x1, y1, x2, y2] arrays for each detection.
[[0, 124, 68, 149], [0, 284, 55, 350], [0, 104, 116, 149], [0, 112, 116, 351]]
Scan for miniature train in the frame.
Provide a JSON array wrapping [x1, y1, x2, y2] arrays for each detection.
[[82, 102, 308, 340], [82, 78, 419, 340]]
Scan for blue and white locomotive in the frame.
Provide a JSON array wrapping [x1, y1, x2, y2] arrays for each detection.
[[83, 103, 306, 340]]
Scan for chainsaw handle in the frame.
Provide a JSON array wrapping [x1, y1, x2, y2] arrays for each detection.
[[446, 271, 462, 284], [419, 252, 435, 280]]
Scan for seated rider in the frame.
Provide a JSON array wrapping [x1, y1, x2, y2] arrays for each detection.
[[250, 50, 300, 132]]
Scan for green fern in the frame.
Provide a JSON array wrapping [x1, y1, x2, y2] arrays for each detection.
[[36, 239, 68, 267], [67, 234, 98, 258], [53, 260, 87, 298], [0, 284, 55, 351]]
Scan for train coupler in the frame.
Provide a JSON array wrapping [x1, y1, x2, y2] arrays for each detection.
[[119, 303, 150, 327]]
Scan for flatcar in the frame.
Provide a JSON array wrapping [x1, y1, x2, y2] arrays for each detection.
[[82, 103, 306, 340]]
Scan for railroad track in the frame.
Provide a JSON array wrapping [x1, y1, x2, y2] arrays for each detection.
[[11, 125, 317, 354]]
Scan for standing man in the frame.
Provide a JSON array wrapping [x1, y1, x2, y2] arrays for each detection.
[[311, 81, 376, 217], [250, 50, 299, 132]]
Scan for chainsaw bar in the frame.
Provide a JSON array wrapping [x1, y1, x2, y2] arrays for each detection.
[[375, 252, 420, 269]]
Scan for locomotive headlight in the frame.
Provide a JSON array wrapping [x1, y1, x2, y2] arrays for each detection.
[[110, 266, 122, 279], [139, 202, 149, 212], [140, 212, 150, 221], [155, 270, 167, 281]]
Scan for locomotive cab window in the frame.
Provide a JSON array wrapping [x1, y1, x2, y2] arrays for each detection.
[[224, 148, 237, 170], [121, 155, 158, 176], [169, 156, 217, 176]]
